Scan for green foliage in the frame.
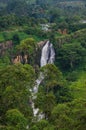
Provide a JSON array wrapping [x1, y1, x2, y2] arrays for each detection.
[[30, 125, 38, 130], [17, 38, 37, 65], [12, 34, 20, 45], [43, 125, 55, 130], [70, 71, 86, 99], [40, 64, 72, 103], [35, 64, 72, 121], [52, 104, 73, 130], [41, 64, 63, 87], [0, 0, 86, 129], [0, 64, 35, 126], [36, 119, 48, 130], [51, 99, 86, 130], [56, 42, 86, 70], [17, 38, 36, 53], [0, 33, 5, 42], [0, 55, 11, 67], [30, 119, 49, 130], [66, 71, 79, 82], [6, 109, 27, 130]]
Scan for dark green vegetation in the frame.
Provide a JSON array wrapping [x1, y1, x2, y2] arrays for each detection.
[[0, 0, 86, 32], [0, 0, 86, 130]]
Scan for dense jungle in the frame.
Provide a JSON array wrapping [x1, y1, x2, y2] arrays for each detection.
[[0, 0, 86, 130]]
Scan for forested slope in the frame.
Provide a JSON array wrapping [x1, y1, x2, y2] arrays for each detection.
[[0, 0, 86, 130]]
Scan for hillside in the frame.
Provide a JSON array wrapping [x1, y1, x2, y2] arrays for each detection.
[[0, 0, 86, 130]]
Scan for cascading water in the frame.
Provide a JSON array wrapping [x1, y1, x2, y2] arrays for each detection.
[[31, 40, 55, 120], [40, 40, 50, 67], [40, 40, 55, 67], [31, 72, 44, 119], [48, 43, 55, 64]]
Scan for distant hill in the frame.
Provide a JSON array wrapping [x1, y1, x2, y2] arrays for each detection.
[[0, 0, 9, 3]]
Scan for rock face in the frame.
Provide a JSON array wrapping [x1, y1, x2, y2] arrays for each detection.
[[37, 40, 47, 48], [12, 54, 28, 64], [12, 40, 55, 67], [0, 40, 55, 67], [0, 40, 13, 56], [58, 29, 68, 35]]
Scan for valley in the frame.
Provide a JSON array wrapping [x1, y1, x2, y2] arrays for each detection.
[[0, 0, 86, 130]]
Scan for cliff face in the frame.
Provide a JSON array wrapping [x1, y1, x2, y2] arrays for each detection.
[[12, 54, 28, 64], [58, 29, 68, 35], [37, 40, 47, 48], [0, 40, 13, 56], [12, 40, 46, 66]]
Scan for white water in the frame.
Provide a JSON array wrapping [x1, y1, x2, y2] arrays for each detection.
[[31, 72, 44, 120], [40, 40, 50, 67], [41, 40, 55, 66], [48, 43, 55, 64], [31, 40, 55, 120]]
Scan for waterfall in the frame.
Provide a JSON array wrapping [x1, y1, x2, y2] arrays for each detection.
[[48, 43, 55, 64], [31, 40, 55, 120], [40, 40, 50, 67], [40, 40, 55, 67]]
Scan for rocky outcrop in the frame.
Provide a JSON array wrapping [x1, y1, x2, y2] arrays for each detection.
[[37, 40, 47, 48], [12, 40, 48, 65], [58, 29, 68, 35], [0, 40, 13, 56], [12, 54, 28, 64]]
